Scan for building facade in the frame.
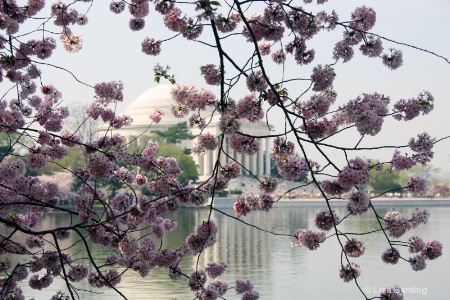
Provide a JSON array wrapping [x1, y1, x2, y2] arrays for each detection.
[[98, 84, 272, 179]]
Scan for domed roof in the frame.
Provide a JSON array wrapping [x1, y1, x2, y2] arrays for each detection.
[[127, 84, 173, 110], [124, 84, 224, 130], [107, 84, 271, 136], [124, 84, 180, 126]]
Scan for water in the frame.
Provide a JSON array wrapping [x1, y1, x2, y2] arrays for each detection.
[[6, 205, 450, 300]]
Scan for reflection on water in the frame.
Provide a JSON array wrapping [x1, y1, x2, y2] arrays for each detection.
[[6, 206, 450, 299]]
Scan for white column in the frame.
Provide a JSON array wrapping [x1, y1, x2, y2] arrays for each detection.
[[210, 150, 214, 174], [204, 151, 210, 176], [212, 148, 218, 170], [197, 154, 204, 176], [136, 136, 140, 149], [219, 147, 226, 167], [251, 154, 257, 176], [235, 150, 242, 172], [229, 145, 242, 175], [137, 136, 146, 148], [228, 138, 234, 166], [225, 137, 230, 165], [129, 135, 137, 152], [258, 140, 264, 176], [265, 138, 271, 175], [244, 153, 250, 175]]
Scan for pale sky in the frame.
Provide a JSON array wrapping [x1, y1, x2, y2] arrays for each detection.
[[2, 0, 450, 174]]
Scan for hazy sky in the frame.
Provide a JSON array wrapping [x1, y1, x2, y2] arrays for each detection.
[[2, 0, 450, 173]]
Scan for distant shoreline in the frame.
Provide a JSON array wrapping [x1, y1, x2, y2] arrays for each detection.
[[211, 197, 450, 209]]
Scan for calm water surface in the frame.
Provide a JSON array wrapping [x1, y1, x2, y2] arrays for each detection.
[[10, 205, 450, 300]]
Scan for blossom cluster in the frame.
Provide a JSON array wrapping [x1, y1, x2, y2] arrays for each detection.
[[236, 94, 265, 123], [377, 208, 442, 272], [192, 132, 218, 156], [381, 236, 442, 272], [339, 262, 361, 282], [343, 93, 389, 136], [379, 286, 404, 300], [315, 210, 340, 231], [246, 70, 268, 93], [300, 117, 338, 140], [233, 192, 276, 216], [200, 64, 222, 86], [171, 84, 216, 112], [296, 89, 337, 119], [229, 133, 260, 155], [344, 238, 366, 258], [322, 158, 370, 196], [235, 279, 259, 300], [384, 211, 412, 238], [142, 38, 162, 56], [311, 65, 335, 92], [292, 229, 326, 250], [271, 137, 309, 181], [391, 132, 435, 172], [347, 190, 371, 215], [393, 91, 434, 121]]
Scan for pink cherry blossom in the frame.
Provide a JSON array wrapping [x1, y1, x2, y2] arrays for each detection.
[[258, 41, 271, 55], [189, 270, 207, 291], [350, 6, 376, 31], [293, 229, 326, 250], [333, 40, 354, 63], [200, 64, 222, 85], [235, 279, 254, 294], [382, 48, 403, 70], [215, 11, 241, 33], [142, 38, 161, 55], [258, 176, 278, 193], [339, 262, 361, 282], [233, 193, 258, 217], [311, 65, 335, 92], [205, 261, 227, 278], [246, 70, 268, 93], [236, 94, 264, 122], [410, 208, 430, 228], [405, 177, 426, 193], [381, 247, 400, 265], [229, 133, 260, 155], [344, 238, 365, 257], [347, 190, 370, 215], [315, 210, 340, 231], [408, 236, 425, 253], [360, 35, 383, 57], [408, 254, 426, 271], [384, 211, 411, 238], [257, 193, 274, 212], [380, 286, 404, 300], [422, 240, 443, 260]]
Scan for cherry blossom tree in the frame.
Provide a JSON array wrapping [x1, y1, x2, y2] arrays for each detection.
[[0, 1, 448, 299]]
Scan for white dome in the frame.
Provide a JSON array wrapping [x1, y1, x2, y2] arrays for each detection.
[[99, 84, 272, 137], [124, 84, 180, 126]]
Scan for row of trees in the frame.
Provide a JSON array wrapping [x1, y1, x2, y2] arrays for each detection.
[[1, 119, 200, 199], [1, 129, 440, 199], [369, 164, 441, 196]]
